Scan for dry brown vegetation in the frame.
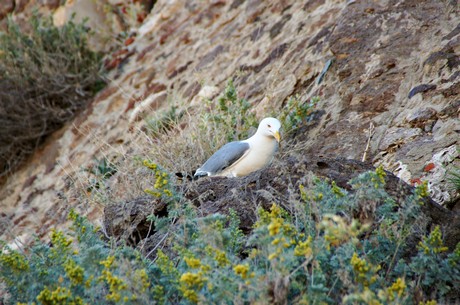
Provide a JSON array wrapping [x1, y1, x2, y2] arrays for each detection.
[[0, 14, 105, 177]]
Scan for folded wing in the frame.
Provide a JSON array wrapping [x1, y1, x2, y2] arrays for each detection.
[[194, 141, 250, 177]]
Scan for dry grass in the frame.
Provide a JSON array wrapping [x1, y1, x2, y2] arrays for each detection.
[[67, 81, 315, 208], [74, 104, 245, 207], [147, 110, 241, 174]]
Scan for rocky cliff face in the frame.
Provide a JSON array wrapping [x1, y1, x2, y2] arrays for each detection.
[[0, 0, 459, 245]]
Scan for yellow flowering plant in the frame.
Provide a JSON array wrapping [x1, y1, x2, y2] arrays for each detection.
[[1, 166, 459, 304]]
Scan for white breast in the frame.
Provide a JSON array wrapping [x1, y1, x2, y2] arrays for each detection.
[[220, 136, 278, 177]]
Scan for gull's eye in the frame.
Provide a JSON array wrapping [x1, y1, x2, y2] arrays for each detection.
[[267, 124, 271, 128]]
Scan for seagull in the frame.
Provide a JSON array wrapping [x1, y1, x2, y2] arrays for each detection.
[[194, 117, 281, 178]]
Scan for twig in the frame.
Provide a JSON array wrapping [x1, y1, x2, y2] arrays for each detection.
[[362, 122, 375, 162], [147, 232, 169, 265]]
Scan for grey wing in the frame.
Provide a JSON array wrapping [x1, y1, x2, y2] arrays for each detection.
[[195, 141, 250, 176]]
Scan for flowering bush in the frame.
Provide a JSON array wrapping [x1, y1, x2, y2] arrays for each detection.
[[1, 169, 459, 304]]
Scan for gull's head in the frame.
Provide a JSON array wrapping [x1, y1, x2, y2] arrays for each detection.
[[257, 117, 281, 142]]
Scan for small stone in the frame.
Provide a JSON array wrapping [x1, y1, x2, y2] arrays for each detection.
[[409, 178, 423, 186], [394, 161, 412, 182], [405, 107, 437, 126], [190, 86, 220, 106], [424, 120, 436, 132], [124, 36, 135, 46], [424, 163, 435, 172], [379, 127, 422, 151], [408, 84, 436, 99]]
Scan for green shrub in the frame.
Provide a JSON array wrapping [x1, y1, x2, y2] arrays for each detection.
[[1, 168, 459, 304], [278, 94, 319, 134], [0, 13, 105, 177], [448, 168, 460, 193], [86, 157, 118, 193], [213, 79, 258, 142], [0, 210, 154, 305], [146, 79, 257, 142], [146, 105, 183, 139]]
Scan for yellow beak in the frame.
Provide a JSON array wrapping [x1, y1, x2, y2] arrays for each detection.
[[273, 130, 281, 143]]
